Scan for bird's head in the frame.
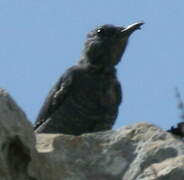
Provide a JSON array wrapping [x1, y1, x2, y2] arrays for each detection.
[[81, 22, 144, 67]]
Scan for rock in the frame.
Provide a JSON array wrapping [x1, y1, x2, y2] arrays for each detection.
[[0, 88, 184, 180], [36, 124, 184, 180], [0, 89, 37, 180]]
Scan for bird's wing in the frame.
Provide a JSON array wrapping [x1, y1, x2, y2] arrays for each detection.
[[34, 68, 74, 130]]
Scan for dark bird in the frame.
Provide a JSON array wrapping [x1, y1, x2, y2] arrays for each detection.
[[168, 88, 184, 138], [34, 22, 144, 135], [168, 122, 184, 137]]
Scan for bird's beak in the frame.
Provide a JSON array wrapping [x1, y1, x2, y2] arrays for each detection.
[[120, 22, 144, 36]]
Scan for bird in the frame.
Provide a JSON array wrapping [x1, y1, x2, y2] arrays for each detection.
[[168, 122, 184, 137], [167, 88, 184, 138], [34, 22, 144, 135]]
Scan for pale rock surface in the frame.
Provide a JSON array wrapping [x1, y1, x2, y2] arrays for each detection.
[[0, 89, 37, 180], [0, 88, 184, 180]]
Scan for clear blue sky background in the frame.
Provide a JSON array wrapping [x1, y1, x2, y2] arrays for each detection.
[[0, 0, 184, 130]]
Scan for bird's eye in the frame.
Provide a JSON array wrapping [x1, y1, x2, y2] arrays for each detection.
[[97, 29, 101, 33], [97, 28, 106, 36], [97, 27, 115, 37]]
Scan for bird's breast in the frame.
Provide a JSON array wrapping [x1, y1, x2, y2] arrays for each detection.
[[68, 73, 119, 115]]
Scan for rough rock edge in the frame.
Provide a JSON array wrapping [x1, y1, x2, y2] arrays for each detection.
[[0, 88, 184, 180]]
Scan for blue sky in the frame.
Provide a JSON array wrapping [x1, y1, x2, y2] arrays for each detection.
[[0, 0, 184, 130]]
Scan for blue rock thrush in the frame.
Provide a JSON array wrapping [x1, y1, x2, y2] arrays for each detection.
[[34, 22, 144, 135]]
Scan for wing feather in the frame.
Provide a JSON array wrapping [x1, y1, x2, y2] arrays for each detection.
[[34, 69, 73, 130]]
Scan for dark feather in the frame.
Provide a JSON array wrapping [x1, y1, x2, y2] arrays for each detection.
[[34, 68, 73, 131]]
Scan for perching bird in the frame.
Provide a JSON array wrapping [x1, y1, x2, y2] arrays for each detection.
[[34, 22, 144, 135], [168, 122, 184, 137]]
